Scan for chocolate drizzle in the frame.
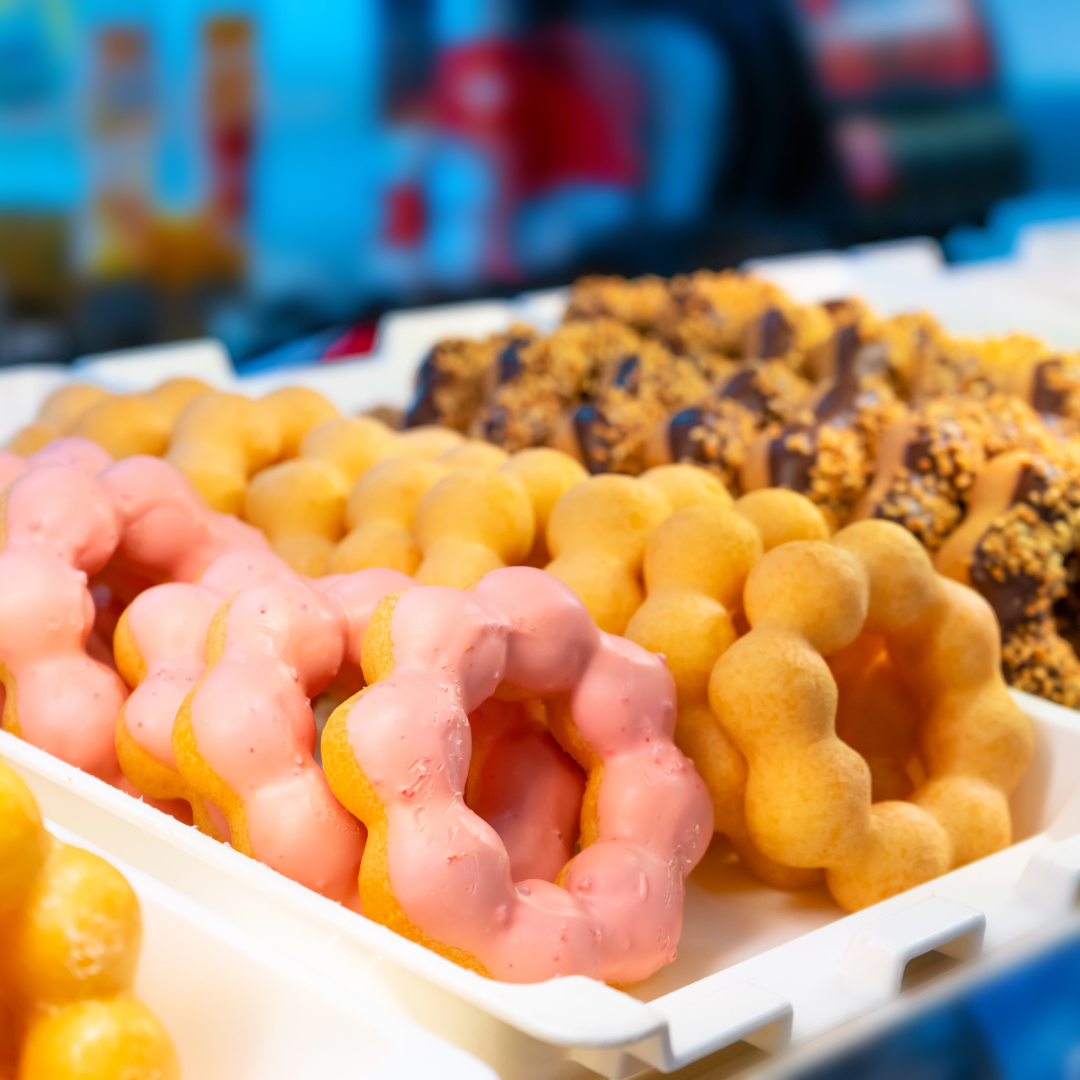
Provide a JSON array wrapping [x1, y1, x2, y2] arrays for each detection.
[[718, 369, 768, 417], [405, 347, 442, 427], [970, 552, 1040, 634], [496, 338, 529, 384], [1031, 359, 1067, 418], [667, 407, 709, 465], [765, 324, 865, 492], [613, 354, 640, 392], [573, 404, 607, 474], [768, 427, 816, 492], [971, 464, 1054, 633], [744, 308, 794, 360]]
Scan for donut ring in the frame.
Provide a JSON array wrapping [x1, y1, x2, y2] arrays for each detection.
[[625, 491, 831, 890], [710, 521, 1033, 911], [172, 571, 411, 906], [321, 566, 713, 983], [0, 457, 268, 782]]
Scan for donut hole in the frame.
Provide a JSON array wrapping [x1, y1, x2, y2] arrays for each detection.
[[464, 697, 586, 884]]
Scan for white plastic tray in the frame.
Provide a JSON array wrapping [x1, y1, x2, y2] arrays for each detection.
[[36, 820, 495, 1080], [5, 689, 1079, 1080]]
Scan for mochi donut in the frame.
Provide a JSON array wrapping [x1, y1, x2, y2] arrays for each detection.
[[244, 419, 472, 576], [322, 566, 713, 983], [625, 491, 830, 889], [165, 386, 338, 515], [0, 458, 268, 782], [5, 384, 113, 455], [543, 467, 730, 635], [171, 571, 412, 906], [0, 760, 179, 1080], [68, 377, 212, 458], [113, 547, 310, 833], [710, 521, 1033, 911], [330, 445, 585, 578]]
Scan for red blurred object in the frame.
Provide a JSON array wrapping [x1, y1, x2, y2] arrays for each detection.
[[322, 320, 378, 361], [796, 0, 992, 101], [435, 29, 641, 200], [384, 183, 427, 247], [835, 115, 895, 201]]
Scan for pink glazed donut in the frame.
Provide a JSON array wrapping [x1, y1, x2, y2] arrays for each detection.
[[114, 547, 312, 833], [171, 571, 412, 908], [0, 457, 269, 782], [322, 566, 713, 984], [0, 436, 115, 489]]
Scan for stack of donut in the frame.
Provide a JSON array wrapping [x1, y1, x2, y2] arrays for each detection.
[[1, 759, 179, 1079], [0, 264, 1053, 985]]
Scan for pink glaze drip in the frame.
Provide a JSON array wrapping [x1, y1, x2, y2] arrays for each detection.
[[466, 697, 585, 882], [0, 451, 269, 784], [102, 456, 268, 582], [121, 547, 320, 770], [0, 467, 127, 781], [0, 453, 27, 491], [0, 437, 114, 494], [29, 437, 114, 475], [343, 566, 712, 983], [180, 571, 412, 907]]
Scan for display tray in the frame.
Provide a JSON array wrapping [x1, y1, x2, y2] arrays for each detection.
[[3, 243, 1080, 1078], [32, 821, 495, 1080], [4, 689, 1078, 1080]]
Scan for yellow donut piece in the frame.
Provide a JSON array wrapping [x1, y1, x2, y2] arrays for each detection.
[[70, 377, 211, 458], [6, 842, 141, 1008], [260, 386, 339, 459], [624, 500, 823, 888], [640, 463, 732, 511], [734, 488, 831, 550], [330, 455, 449, 575], [395, 425, 465, 459], [709, 519, 1033, 911], [0, 761, 47, 918], [166, 392, 283, 514], [413, 470, 535, 588], [6, 385, 112, 455], [19, 997, 180, 1080], [499, 448, 587, 566], [545, 474, 672, 634], [0, 760, 176, 1079]]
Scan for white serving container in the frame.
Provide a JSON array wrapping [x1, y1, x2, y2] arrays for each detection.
[[5, 689, 1079, 1080], [32, 821, 496, 1080]]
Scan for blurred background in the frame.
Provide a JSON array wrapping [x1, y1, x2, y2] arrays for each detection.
[[1, 0, 1078, 369]]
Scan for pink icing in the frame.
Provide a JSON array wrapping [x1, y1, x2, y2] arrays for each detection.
[[342, 566, 712, 983], [0, 467, 127, 781], [102, 456, 268, 583], [0, 452, 25, 491], [1, 453, 271, 783], [29, 437, 114, 475], [466, 697, 585, 882], [0, 437, 114, 494], [179, 570, 412, 907]]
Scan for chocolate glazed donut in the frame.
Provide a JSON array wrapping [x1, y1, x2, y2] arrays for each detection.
[[644, 358, 809, 489], [740, 324, 899, 523], [936, 450, 1080, 707], [558, 354, 643, 473]]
